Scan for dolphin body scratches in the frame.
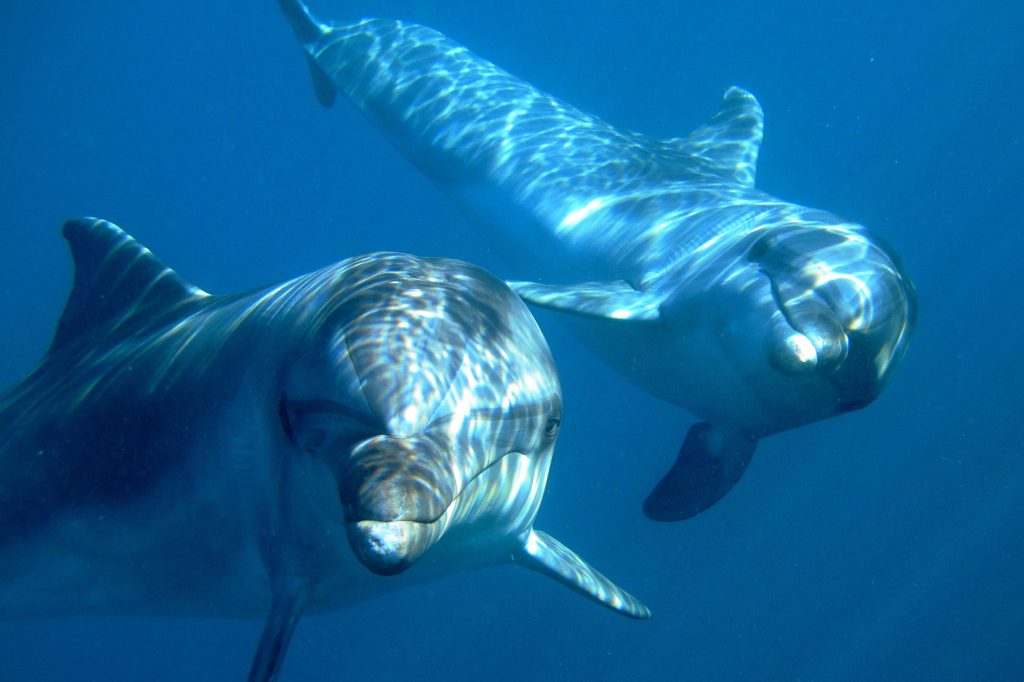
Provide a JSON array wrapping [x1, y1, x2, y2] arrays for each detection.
[[0, 218, 649, 682], [277, 0, 917, 521]]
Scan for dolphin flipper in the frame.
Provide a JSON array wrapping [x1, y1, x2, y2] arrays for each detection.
[[643, 422, 757, 521], [513, 530, 651, 619], [507, 280, 662, 322], [248, 585, 307, 682], [304, 54, 338, 108]]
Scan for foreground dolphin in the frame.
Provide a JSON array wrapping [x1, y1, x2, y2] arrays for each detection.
[[0, 218, 649, 682], [277, 1, 917, 521]]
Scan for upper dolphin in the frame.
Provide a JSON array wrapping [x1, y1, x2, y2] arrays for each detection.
[[0, 218, 649, 682], [276, 0, 917, 521]]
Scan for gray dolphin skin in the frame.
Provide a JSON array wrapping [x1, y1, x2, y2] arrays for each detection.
[[276, 0, 917, 521], [0, 218, 650, 682]]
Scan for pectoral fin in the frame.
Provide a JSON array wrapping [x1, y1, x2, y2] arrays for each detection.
[[507, 280, 663, 322], [643, 422, 757, 521], [305, 53, 337, 108], [248, 584, 307, 682], [513, 529, 651, 619]]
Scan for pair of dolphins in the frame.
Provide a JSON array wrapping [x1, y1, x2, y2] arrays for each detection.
[[0, 1, 916, 680]]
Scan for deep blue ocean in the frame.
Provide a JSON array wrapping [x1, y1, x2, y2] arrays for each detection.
[[1, 1, 1021, 680]]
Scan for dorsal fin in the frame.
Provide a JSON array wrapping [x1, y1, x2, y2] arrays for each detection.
[[51, 218, 208, 352], [670, 86, 764, 187]]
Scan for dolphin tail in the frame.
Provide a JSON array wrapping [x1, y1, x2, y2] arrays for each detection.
[[275, 0, 337, 108], [276, 0, 327, 44], [643, 422, 757, 522], [513, 529, 651, 619], [248, 584, 307, 682]]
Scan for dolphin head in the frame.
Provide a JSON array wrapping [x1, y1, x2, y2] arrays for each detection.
[[735, 208, 916, 426], [281, 253, 561, 575]]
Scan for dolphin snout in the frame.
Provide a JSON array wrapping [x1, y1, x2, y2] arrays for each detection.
[[786, 302, 849, 371], [763, 271, 849, 375], [346, 519, 445, 576], [339, 434, 458, 574], [340, 435, 456, 523]]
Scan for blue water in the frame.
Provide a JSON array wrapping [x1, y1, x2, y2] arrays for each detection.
[[1, 1, 1021, 679]]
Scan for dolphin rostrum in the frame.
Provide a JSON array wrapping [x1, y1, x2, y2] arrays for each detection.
[[277, 0, 917, 521], [0, 218, 649, 682]]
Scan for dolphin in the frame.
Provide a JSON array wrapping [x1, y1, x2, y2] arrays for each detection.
[[0, 218, 650, 682], [276, 0, 917, 521]]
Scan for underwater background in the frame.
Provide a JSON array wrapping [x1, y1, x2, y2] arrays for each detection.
[[0, 0, 1021, 679]]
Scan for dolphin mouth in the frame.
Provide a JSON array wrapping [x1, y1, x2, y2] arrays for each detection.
[[345, 518, 447, 576], [761, 268, 849, 375], [341, 435, 516, 575]]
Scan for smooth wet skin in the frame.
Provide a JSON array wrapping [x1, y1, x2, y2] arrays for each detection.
[[277, 0, 917, 520], [0, 218, 649, 682]]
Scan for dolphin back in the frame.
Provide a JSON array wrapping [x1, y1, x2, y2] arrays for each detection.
[[278, 0, 769, 282]]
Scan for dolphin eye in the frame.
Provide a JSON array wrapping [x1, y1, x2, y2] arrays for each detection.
[[544, 417, 561, 438]]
